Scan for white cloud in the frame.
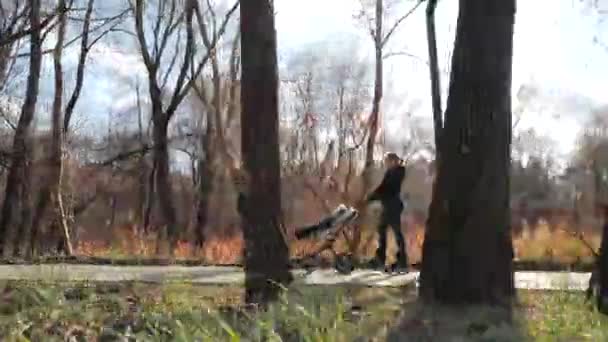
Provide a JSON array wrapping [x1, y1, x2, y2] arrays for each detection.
[[19, 0, 606, 159]]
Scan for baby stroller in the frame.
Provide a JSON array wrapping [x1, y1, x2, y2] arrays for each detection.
[[293, 204, 360, 275]]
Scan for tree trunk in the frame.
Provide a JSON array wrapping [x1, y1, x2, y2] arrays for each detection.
[[193, 51, 223, 254], [598, 216, 608, 314], [135, 80, 147, 226], [336, 87, 346, 165], [0, 0, 42, 258], [152, 113, 177, 256], [194, 119, 215, 253], [352, 0, 384, 260], [31, 0, 94, 258], [426, 0, 443, 158], [363, 0, 384, 172], [239, 0, 292, 305], [143, 161, 156, 233], [419, 0, 516, 305], [592, 143, 608, 313], [28, 0, 72, 259]]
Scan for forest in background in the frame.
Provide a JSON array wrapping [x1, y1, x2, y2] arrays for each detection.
[[0, 0, 606, 267]]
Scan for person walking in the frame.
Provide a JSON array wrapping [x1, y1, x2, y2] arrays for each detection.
[[365, 152, 408, 273]]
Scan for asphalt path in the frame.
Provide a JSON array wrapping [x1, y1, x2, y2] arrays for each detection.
[[0, 265, 592, 290]]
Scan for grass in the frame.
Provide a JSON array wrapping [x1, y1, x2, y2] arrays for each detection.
[[0, 281, 408, 341], [0, 280, 606, 341], [520, 291, 608, 341]]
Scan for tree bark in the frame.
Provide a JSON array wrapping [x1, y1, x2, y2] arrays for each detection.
[[352, 0, 384, 260], [599, 216, 608, 314], [30, 0, 94, 258], [364, 0, 383, 171], [152, 114, 178, 256], [426, 0, 442, 157], [36, 0, 72, 257], [191, 20, 225, 253], [0, 0, 43, 258], [194, 107, 215, 252], [239, 0, 292, 305], [419, 0, 516, 305], [194, 156, 213, 251]]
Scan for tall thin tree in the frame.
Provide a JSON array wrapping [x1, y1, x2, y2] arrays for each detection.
[[239, 0, 292, 305], [0, 0, 44, 257], [350, 0, 423, 258]]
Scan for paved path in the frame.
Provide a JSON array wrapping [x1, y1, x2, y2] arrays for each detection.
[[0, 265, 591, 290]]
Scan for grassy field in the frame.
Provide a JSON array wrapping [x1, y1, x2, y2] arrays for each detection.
[[0, 280, 606, 341]]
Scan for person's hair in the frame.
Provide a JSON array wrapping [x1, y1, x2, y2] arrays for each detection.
[[384, 152, 403, 164]]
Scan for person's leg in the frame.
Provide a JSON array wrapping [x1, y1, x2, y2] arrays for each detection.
[[387, 209, 408, 271], [391, 220, 407, 267], [375, 219, 389, 264], [365, 216, 389, 269]]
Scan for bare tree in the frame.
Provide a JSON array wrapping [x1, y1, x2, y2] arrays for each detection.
[[0, 1, 60, 48], [419, 0, 516, 304], [190, 4, 241, 253], [131, 0, 238, 255], [28, 0, 126, 258], [283, 49, 325, 173], [0, 0, 43, 258], [0, 2, 23, 91], [27, 0, 73, 257], [239, 0, 291, 305], [355, 0, 423, 181], [349, 0, 423, 257]]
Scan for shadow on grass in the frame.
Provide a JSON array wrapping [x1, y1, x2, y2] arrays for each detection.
[[387, 301, 527, 341], [387, 289, 608, 341]]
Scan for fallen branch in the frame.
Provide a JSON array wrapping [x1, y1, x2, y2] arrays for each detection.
[[558, 227, 599, 257]]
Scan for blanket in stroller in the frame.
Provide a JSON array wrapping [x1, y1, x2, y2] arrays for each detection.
[[294, 204, 359, 240]]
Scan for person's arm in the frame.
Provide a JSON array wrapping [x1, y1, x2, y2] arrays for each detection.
[[367, 166, 405, 202]]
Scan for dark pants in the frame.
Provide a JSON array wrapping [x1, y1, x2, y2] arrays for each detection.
[[375, 202, 407, 266]]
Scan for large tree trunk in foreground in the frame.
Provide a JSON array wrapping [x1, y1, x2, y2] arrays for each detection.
[[591, 144, 608, 314], [239, 0, 292, 305], [419, 0, 516, 305], [0, 0, 43, 258]]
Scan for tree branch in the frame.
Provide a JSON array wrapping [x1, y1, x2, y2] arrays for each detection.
[[381, 0, 424, 48], [0, 5, 63, 47], [63, 0, 95, 134], [165, 0, 239, 119]]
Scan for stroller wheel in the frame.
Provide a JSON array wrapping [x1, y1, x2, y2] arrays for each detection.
[[334, 254, 354, 275]]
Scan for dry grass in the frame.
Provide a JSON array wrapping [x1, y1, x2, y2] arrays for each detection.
[[71, 218, 601, 267], [513, 223, 600, 264]]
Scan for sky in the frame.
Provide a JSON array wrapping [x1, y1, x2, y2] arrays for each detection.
[[273, 0, 608, 161], [9, 0, 607, 168]]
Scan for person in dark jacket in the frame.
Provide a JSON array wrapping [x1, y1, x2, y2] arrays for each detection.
[[365, 152, 408, 272]]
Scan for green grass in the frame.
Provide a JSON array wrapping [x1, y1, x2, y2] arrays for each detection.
[[0, 280, 606, 341], [519, 291, 608, 341]]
